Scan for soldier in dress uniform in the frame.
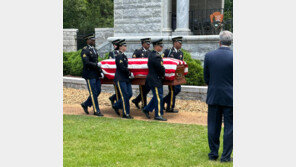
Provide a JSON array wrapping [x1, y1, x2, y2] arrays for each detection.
[[112, 39, 135, 119], [108, 39, 120, 59], [131, 38, 151, 109], [80, 34, 104, 117], [162, 36, 184, 113], [142, 39, 167, 121], [108, 39, 121, 107]]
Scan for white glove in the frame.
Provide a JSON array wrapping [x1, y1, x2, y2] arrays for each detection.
[[100, 73, 104, 79], [129, 72, 134, 79], [97, 62, 102, 68]]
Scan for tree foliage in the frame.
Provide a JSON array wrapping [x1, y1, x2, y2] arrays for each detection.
[[63, 0, 114, 34]]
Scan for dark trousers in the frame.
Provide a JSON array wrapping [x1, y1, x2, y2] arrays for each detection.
[[133, 84, 150, 107], [114, 81, 133, 115], [207, 104, 233, 161], [83, 78, 101, 113], [109, 83, 120, 102], [163, 85, 181, 110], [144, 86, 163, 117]]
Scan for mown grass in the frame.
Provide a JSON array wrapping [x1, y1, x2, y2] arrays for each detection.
[[63, 115, 232, 167]]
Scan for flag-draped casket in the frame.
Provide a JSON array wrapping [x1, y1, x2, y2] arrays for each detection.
[[99, 58, 188, 85]]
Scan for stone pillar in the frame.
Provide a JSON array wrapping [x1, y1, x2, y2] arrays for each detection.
[[63, 29, 79, 52], [162, 0, 172, 36], [173, 0, 192, 35], [221, 0, 225, 14]]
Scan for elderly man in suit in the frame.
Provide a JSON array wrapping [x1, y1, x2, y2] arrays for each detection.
[[204, 31, 233, 162]]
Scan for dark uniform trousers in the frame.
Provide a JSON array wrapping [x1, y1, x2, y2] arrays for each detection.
[[208, 105, 233, 161], [132, 47, 151, 107], [83, 78, 101, 113], [133, 84, 150, 107], [114, 81, 133, 115], [163, 85, 181, 110], [110, 84, 120, 102], [144, 86, 164, 117], [163, 47, 184, 111]]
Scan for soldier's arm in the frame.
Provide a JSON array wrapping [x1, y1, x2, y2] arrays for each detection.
[[108, 52, 113, 59], [132, 49, 139, 58], [154, 56, 165, 78], [81, 49, 98, 69], [116, 54, 130, 75], [163, 49, 169, 57]]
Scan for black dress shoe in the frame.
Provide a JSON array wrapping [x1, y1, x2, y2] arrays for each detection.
[[112, 104, 120, 116], [142, 108, 150, 119], [94, 112, 104, 117], [131, 99, 140, 109], [122, 114, 133, 119], [166, 108, 178, 113], [154, 116, 167, 121], [109, 96, 114, 106], [81, 103, 89, 114]]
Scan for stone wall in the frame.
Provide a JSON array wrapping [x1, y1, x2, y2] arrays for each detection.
[[95, 28, 114, 46], [95, 28, 114, 58], [63, 77, 208, 102], [63, 29, 78, 52], [114, 0, 162, 36]]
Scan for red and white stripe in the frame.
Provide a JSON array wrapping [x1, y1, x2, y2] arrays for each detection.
[[100, 58, 188, 80]]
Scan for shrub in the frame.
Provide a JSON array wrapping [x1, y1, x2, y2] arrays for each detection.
[[63, 50, 83, 76], [182, 49, 205, 86], [63, 50, 109, 76]]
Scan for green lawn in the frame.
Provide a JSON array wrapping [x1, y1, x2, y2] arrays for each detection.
[[64, 115, 232, 167]]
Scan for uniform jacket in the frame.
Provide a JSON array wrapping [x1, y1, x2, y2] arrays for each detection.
[[204, 47, 233, 106], [132, 47, 151, 58], [114, 51, 131, 82], [163, 47, 184, 61], [81, 45, 102, 79], [108, 50, 119, 59], [146, 50, 166, 88]]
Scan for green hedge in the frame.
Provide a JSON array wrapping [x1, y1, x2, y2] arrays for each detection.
[[63, 50, 107, 76], [63, 49, 205, 86], [63, 50, 83, 76], [182, 49, 205, 86]]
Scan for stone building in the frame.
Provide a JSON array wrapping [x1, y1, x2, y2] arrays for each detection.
[[64, 0, 232, 63]]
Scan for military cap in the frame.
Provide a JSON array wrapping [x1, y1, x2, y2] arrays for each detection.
[[152, 39, 163, 47], [111, 39, 120, 45], [116, 39, 127, 47], [172, 36, 183, 44], [141, 38, 151, 45], [84, 33, 95, 40]]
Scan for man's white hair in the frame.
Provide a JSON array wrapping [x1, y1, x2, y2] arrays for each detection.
[[219, 31, 233, 45]]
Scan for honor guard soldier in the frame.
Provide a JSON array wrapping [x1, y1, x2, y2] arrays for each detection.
[[80, 34, 104, 117], [112, 39, 135, 119], [108, 39, 120, 59], [108, 39, 121, 107], [142, 39, 167, 121], [131, 38, 151, 109], [163, 36, 184, 113]]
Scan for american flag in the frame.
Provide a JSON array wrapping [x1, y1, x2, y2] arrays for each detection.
[[100, 58, 188, 81]]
